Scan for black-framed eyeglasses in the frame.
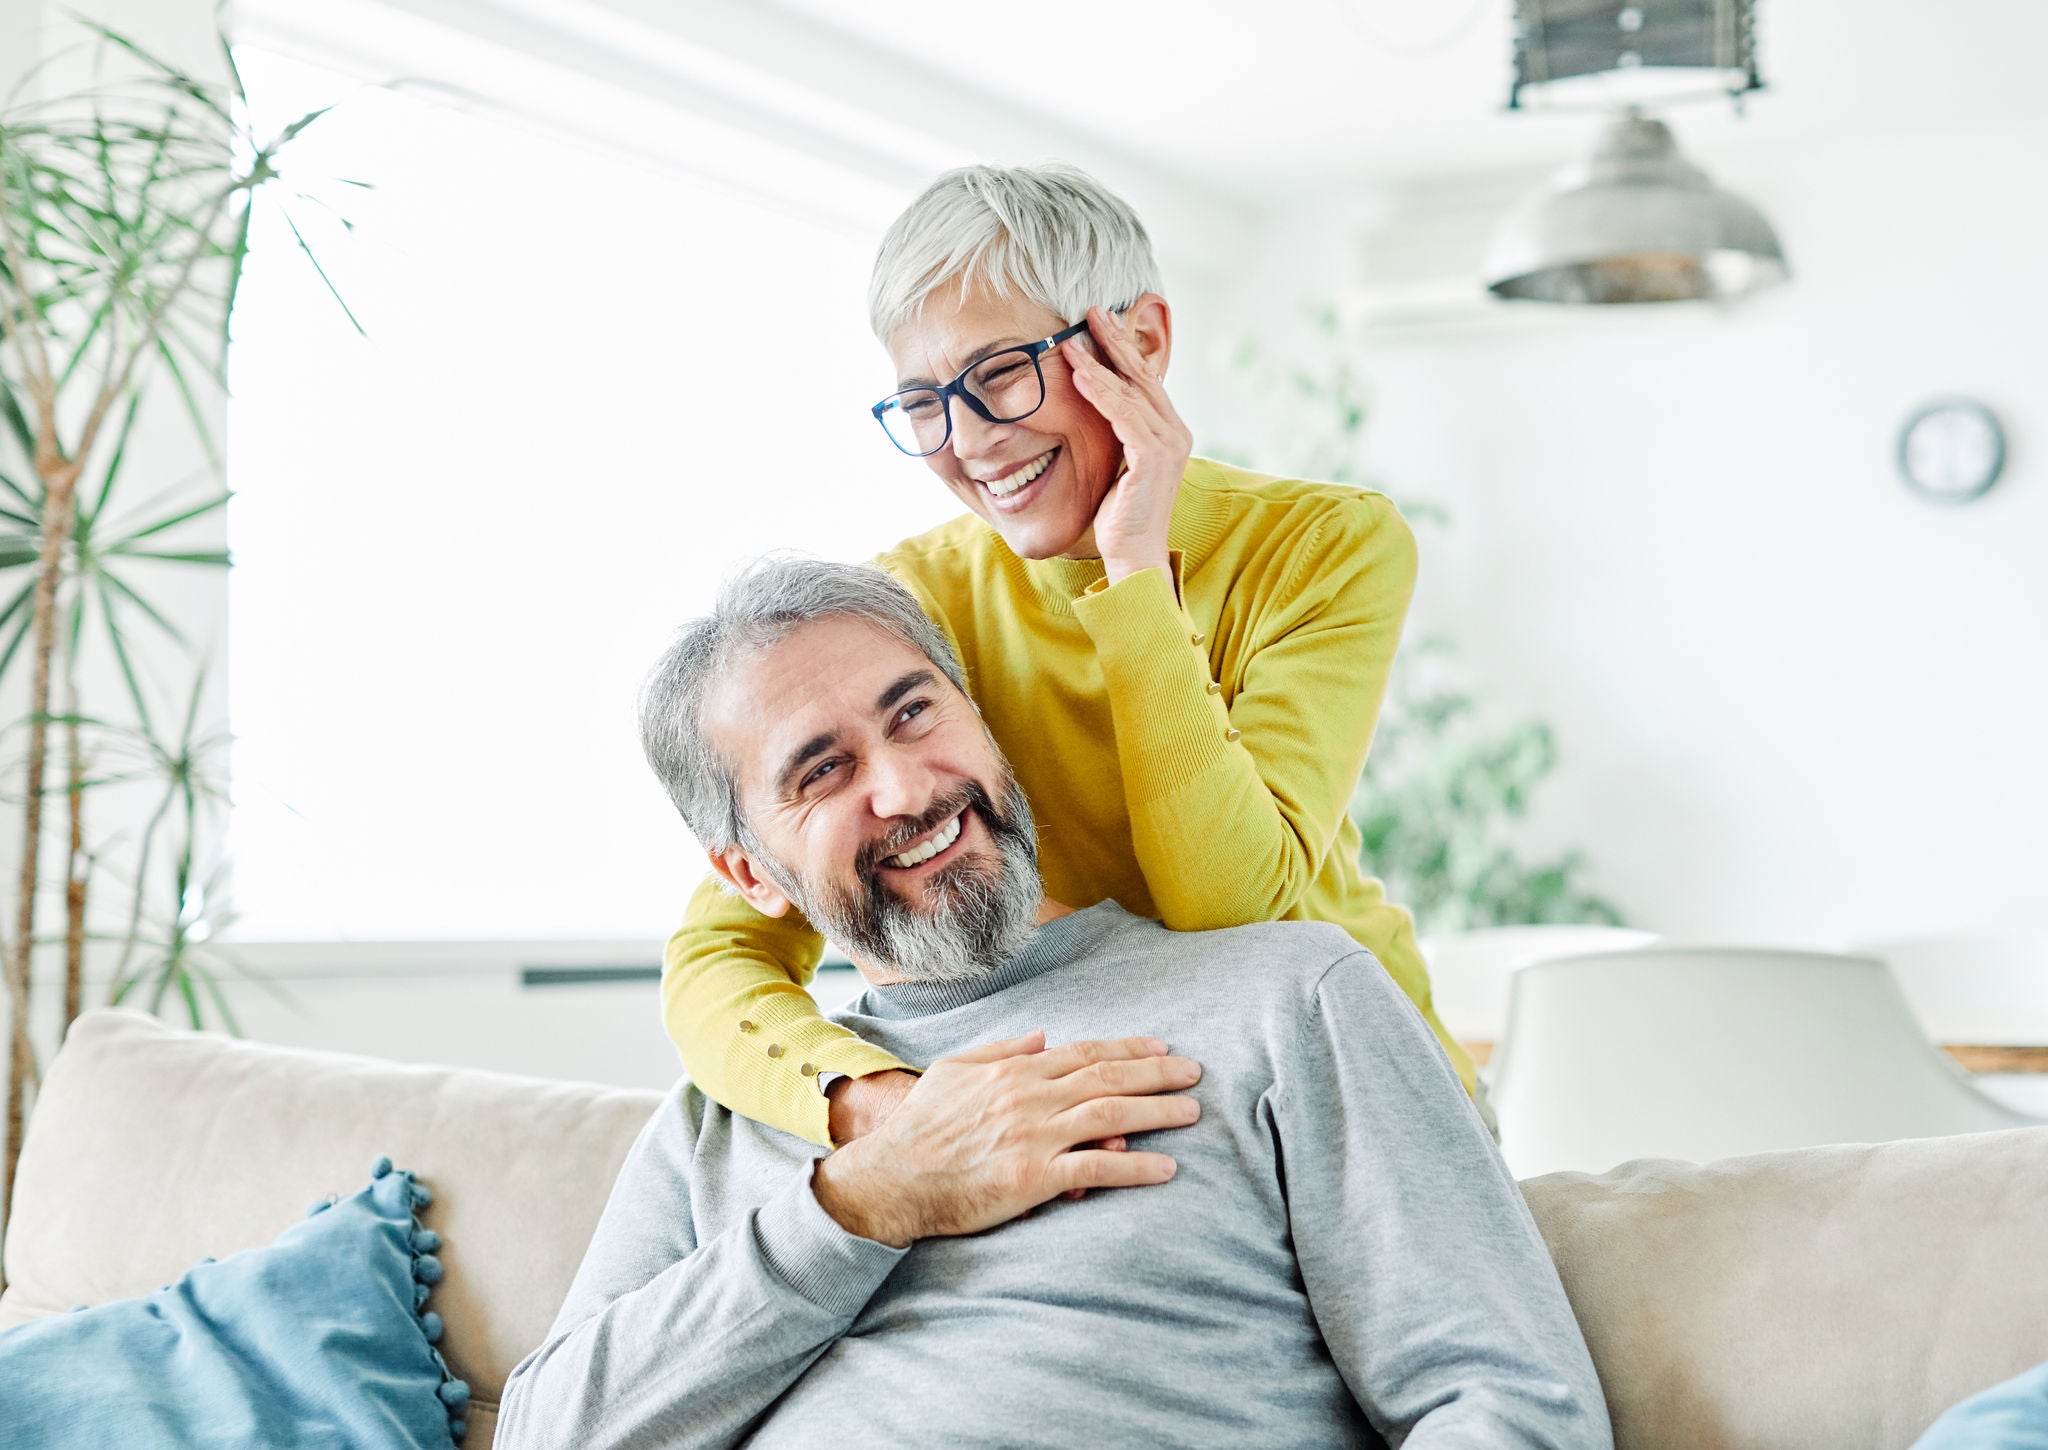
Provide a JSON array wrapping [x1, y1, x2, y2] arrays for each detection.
[[870, 317, 1096, 458]]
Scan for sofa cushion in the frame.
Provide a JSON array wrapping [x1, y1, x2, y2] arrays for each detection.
[[1524, 1132, 2048, 1449], [0, 1158, 464, 1448], [0, 1011, 663, 1448]]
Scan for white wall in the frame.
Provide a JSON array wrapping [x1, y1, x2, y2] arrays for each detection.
[[0, 3, 38, 74], [1209, 120, 2048, 945]]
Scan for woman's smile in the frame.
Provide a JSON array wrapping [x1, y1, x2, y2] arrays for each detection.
[[973, 447, 1061, 512]]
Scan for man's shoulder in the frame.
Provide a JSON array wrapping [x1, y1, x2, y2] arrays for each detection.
[[1111, 910, 1381, 1018], [1130, 918, 1459, 1101], [1183, 913, 1363, 960]]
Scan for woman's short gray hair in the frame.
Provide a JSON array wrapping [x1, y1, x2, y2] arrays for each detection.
[[868, 162, 1163, 342], [638, 554, 968, 853]]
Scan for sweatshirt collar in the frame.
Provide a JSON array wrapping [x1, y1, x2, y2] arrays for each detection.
[[854, 900, 1140, 1019]]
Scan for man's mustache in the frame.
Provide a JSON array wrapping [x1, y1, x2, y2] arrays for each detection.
[[853, 779, 1012, 880]]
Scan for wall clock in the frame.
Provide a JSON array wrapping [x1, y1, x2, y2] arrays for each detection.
[[1898, 399, 2005, 504]]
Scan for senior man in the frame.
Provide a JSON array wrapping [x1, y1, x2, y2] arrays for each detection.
[[495, 557, 1611, 1450]]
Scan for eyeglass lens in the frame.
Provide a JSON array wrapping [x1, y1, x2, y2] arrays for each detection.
[[879, 347, 1048, 456]]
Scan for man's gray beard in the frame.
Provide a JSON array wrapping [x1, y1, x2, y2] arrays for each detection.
[[759, 778, 1041, 986]]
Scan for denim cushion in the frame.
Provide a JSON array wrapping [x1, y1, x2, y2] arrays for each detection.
[[1913, 1361, 2048, 1449], [0, 1158, 467, 1448]]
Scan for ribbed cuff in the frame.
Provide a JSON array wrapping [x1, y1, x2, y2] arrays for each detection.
[[753, 1163, 908, 1317], [1070, 564, 1237, 803]]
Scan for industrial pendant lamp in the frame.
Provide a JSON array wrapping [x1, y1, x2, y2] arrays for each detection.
[[1483, 106, 1787, 303], [1483, 0, 1788, 305]]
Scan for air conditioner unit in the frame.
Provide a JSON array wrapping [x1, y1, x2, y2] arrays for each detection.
[[1348, 202, 1512, 330]]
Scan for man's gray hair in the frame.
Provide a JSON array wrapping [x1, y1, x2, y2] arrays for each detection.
[[638, 555, 968, 853], [868, 162, 1163, 342]]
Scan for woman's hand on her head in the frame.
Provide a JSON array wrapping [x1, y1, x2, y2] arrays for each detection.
[[1062, 304, 1192, 586]]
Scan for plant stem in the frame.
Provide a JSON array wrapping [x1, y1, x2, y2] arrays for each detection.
[[64, 658, 85, 1029], [3, 453, 75, 1209], [0, 137, 67, 1219], [109, 787, 171, 1006], [0, 151, 43, 1252]]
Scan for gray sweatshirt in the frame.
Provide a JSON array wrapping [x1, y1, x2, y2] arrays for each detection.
[[496, 902, 1611, 1450]]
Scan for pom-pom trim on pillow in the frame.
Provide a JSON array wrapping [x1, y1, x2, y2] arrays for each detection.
[[309, 1157, 471, 1442]]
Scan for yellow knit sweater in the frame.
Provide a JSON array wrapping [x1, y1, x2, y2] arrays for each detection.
[[662, 457, 1473, 1145]]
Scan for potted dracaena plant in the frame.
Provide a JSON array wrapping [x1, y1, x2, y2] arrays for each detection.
[[0, 18, 359, 1243]]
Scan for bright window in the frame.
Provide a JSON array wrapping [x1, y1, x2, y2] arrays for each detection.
[[227, 42, 943, 939]]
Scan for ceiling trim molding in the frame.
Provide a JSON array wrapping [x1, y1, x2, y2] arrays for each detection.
[[230, 0, 1255, 281]]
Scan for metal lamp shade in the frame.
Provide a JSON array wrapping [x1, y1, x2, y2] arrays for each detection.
[[1484, 110, 1787, 304]]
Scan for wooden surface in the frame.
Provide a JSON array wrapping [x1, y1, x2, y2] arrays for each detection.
[[1461, 1042, 2048, 1074], [1943, 1045, 2048, 1074]]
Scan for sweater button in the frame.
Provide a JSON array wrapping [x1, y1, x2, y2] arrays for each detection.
[[1205, 680, 1221, 695], [1190, 631, 1206, 646], [737, 1020, 756, 1034], [767, 1044, 785, 1058], [799, 1062, 817, 1077], [1225, 728, 1242, 743]]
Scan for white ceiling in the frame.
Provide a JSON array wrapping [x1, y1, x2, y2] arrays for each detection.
[[762, 0, 2048, 202]]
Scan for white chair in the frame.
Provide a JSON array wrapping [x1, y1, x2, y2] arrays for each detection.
[[1854, 933, 2048, 1045], [1858, 933, 2048, 1118], [1489, 945, 2041, 1179], [1420, 924, 1660, 1049]]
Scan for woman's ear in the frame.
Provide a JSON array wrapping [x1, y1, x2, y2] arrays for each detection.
[[1123, 293, 1173, 378], [708, 845, 794, 918]]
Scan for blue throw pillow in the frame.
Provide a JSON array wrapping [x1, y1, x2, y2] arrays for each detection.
[[1914, 1361, 2048, 1449], [0, 1157, 469, 1448]]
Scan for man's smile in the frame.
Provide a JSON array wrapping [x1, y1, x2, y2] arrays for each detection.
[[879, 810, 967, 872]]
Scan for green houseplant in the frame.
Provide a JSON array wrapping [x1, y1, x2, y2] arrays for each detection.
[[1214, 305, 1623, 935], [0, 19, 352, 1238]]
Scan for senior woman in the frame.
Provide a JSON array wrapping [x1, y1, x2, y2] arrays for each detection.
[[661, 163, 1475, 1147]]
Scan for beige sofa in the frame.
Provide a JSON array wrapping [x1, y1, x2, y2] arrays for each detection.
[[5, 1010, 2045, 1449]]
